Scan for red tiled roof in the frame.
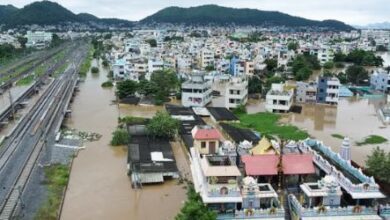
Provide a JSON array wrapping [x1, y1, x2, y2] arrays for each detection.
[[282, 154, 315, 175], [242, 155, 279, 176], [193, 129, 222, 140], [242, 154, 315, 176]]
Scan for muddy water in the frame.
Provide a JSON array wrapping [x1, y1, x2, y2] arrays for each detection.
[[61, 60, 187, 220], [279, 96, 390, 165]]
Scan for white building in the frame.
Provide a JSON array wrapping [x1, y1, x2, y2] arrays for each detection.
[[225, 76, 248, 109], [317, 47, 334, 65], [200, 49, 215, 69], [25, 31, 52, 49], [181, 73, 212, 107], [112, 59, 127, 80], [370, 69, 390, 93], [265, 83, 294, 113]]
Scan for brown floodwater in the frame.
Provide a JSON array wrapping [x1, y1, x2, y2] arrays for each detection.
[[60, 60, 188, 220], [280, 96, 390, 166]]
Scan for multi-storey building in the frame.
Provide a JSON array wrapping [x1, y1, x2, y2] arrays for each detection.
[[370, 69, 390, 93], [225, 76, 248, 109], [317, 77, 340, 105], [181, 74, 213, 107], [265, 83, 294, 113]]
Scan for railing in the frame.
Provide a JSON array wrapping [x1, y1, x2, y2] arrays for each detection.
[[208, 184, 241, 197], [234, 208, 285, 218], [289, 194, 378, 218], [299, 140, 381, 195]]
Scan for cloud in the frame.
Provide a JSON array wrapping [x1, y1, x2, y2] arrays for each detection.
[[0, 0, 388, 25]]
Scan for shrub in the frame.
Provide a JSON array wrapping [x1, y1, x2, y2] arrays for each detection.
[[110, 128, 129, 146], [91, 67, 99, 74]]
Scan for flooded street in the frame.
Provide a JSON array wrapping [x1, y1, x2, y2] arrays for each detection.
[[61, 60, 187, 220]]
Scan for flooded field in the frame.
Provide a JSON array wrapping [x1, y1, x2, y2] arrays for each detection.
[[61, 60, 187, 220]]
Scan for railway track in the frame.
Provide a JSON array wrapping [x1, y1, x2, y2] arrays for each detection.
[[0, 43, 88, 219]]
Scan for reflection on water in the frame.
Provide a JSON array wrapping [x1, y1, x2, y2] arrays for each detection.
[[61, 60, 187, 220]]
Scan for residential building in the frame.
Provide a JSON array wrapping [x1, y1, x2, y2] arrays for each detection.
[[112, 59, 127, 80], [191, 125, 222, 155], [265, 83, 294, 113], [370, 69, 390, 93], [225, 76, 248, 109], [317, 77, 340, 105], [200, 49, 215, 69], [296, 81, 317, 103], [181, 73, 213, 107]]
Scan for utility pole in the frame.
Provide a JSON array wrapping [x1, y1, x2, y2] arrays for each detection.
[[8, 90, 15, 120]]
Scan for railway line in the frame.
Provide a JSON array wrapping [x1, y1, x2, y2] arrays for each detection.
[[0, 43, 88, 219]]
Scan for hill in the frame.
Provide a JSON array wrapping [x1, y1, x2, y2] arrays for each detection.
[[141, 5, 353, 30], [0, 1, 133, 28], [0, 5, 18, 23]]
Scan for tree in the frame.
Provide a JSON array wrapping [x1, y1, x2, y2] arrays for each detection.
[[265, 76, 284, 90], [248, 76, 262, 94], [264, 58, 278, 72], [146, 39, 157, 47], [50, 33, 63, 47], [175, 185, 217, 220], [337, 72, 348, 84], [146, 111, 179, 139], [346, 65, 368, 85], [110, 128, 129, 146], [295, 66, 312, 81], [17, 36, 27, 48], [323, 61, 334, 69], [150, 70, 179, 104], [376, 45, 388, 52], [91, 67, 99, 74], [365, 147, 390, 183], [116, 80, 138, 99], [205, 65, 215, 71], [137, 79, 157, 96], [287, 42, 299, 51]]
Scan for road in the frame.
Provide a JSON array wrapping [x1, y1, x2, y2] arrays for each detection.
[[0, 42, 88, 220]]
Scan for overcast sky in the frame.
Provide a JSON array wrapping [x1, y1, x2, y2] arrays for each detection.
[[2, 0, 389, 25]]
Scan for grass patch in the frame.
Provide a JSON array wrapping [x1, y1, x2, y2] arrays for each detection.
[[234, 112, 309, 141], [356, 135, 388, 146], [16, 74, 35, 86], [79, 45, 94, 77], [34, 164, 70, 220], [331, 134, 344, 139]]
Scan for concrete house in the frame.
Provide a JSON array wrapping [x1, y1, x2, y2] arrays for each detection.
[[191, 125, 222, 155]]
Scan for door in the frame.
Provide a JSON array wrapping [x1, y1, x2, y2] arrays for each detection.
[[209, 141, 216, 154]]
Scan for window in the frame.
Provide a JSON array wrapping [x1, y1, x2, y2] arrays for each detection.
[[201, 142, 206, 148]]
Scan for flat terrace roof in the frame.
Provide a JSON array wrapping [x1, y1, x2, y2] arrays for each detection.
[[207, 107, 239, 121], [128, 135, 178, 173], [220, 123, 260, 144]]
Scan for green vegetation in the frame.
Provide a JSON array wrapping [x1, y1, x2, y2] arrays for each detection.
[[101, 80, 113, 88], [164, 36, 184, 42], [34, 164, 70, 220], [141, 5, 353, 31], [331, 134, 344, 139], [116, 80, 138, 99], [248, 76, 262, 94], [365, 147, 390, 183], [235, 112, 309, 141], [118, 116, 147, 126], [205, 65, 215, 71], [91, 66, 99, 74], [16, 74, 34, 86], [229, 32, 268, 43], [323, 61, 335, 69], [102, 59, 109, 67], [335, 62, 345, 68], [334, 49, 383, 66], [149, 70, 179, 104], [287, 42, 299, 51], [376, 45, 388, 52], [264, 58, 278, 72], [79, 45, 94, 77], [356, 135, 388, 146], [53, 63, 68, 77], [145, 39, 157, 47], [175, 184, 217, 220], [291, 54, 321, 81], [146, 111, 179, 139], [232, 104, 247, 115], [110, 128, 129, 146], [345, 65, 368, 85]]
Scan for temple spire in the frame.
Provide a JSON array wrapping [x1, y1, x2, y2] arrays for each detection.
[[340, 137, 351, 162]]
